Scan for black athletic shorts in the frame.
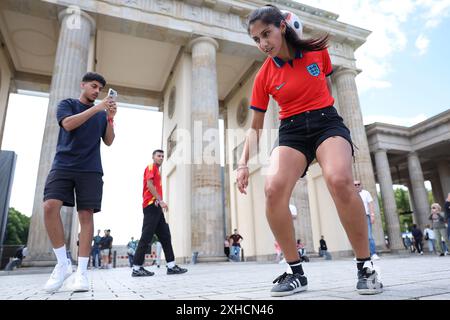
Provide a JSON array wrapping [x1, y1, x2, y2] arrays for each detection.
[[43, 170, 104, 212], [278, 106, 354, 177]]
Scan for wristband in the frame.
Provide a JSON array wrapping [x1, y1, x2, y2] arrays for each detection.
[[107, 117, 114, 126]]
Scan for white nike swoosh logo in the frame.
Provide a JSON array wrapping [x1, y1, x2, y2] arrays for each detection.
[[275, 82, 286, 90]]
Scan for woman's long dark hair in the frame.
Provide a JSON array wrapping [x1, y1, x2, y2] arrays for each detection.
[[247, 5, 329, 52]]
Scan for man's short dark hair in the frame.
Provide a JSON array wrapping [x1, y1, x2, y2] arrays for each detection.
[[82, 72, 106, 87], [153, 149, 164, 156]]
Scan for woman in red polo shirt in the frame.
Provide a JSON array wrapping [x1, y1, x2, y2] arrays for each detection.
[[236, 5, 383, 297]]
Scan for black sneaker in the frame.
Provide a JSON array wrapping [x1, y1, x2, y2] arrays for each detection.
[[167, 265, 188, 275], [356, 262, 383, 295], [131, 267, 154, 277], [270, 272, 308, 297]]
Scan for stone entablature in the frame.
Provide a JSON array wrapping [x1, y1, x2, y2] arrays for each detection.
[[41, 0, 369, 53], [366, 109, 450, 153]]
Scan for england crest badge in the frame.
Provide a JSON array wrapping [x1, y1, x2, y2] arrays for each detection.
[[307, 63, 320, 77]]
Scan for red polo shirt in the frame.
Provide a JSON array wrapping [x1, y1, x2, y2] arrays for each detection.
[[250, 48, 334, 120], [142, 164, 163, 208]]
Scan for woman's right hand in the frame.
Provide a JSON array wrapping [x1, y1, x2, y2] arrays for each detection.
[[236, 166, 249, 195]]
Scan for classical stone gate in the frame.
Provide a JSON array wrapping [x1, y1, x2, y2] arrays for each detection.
[[0, 0, 390, 265]]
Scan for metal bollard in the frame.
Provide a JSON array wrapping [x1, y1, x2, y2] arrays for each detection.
[[191, 251, 199, 264]]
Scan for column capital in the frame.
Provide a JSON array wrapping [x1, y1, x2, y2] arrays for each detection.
[[408, 151, 419, 158], [375, 148, 388, 154], [188, 36, 219, 52], [58, 5, 96, 35], [332, 66, 361, 79]]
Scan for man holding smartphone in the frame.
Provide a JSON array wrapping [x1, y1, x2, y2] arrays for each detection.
[[43, 72, 117, 293]]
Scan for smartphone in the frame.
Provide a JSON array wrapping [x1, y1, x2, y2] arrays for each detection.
[[107, 88, 118, 100]]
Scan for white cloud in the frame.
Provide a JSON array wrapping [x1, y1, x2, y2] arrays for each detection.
[[2, 94, 48, 217], [97, 108, 163, 245], [415, 34, 430, 55], [296, 0, 413, 92], [363, 114, 428, 126], [417, 0, 450, 29], [294, 0, 448, 92]]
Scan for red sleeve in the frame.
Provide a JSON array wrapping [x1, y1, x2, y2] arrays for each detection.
[[322, 48, 333, 76], [144, 165, 154, 181], [250, 71, 269, 113]]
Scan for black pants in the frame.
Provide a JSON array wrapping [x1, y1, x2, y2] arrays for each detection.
[[133, 203, 175, 266], [414, 238, 423, 253]]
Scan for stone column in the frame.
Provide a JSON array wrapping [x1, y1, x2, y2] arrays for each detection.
[[406, 181, 417, 224], [374, 149, 403, 250], [437, 160, 450, 200], [407, 152, 429, 228], [26, 8, 95, 266], [222, 111, 232, 238], [188, 37, 224, 260], [0, 47, 12, 149], [430, 174, 444, 207], [333, 67, 385, 249], [291, 178, 314, 253]]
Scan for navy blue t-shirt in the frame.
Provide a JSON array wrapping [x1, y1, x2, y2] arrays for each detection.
[[51, 98, 107, 174]]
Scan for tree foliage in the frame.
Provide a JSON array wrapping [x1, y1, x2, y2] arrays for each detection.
[[378, 187, 434, 233], [4, 207, 30, 245]]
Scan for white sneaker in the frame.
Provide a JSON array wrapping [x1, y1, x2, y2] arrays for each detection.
[[44, 262, 73, 293], [72, 272, 89, 292], [371, 254, 380, 260]]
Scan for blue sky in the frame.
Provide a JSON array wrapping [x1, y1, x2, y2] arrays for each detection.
[[3, 1, 449, 244], [360, 11, 450, 121], [298, 0, 450, 125]]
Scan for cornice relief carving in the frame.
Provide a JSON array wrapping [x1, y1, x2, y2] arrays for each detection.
[[327, 41, 355, 61], [100, 0, 246, 32]]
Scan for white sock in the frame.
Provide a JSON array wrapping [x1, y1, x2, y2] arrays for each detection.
[[167, 261, 175, 268], [53, 246, 68, 266], [133, 265, 141, 271], [77, 257, 89, 274]]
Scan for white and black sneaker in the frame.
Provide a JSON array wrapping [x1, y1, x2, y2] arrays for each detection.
[[167, 265, 188, 275], [356, 261, 383, 295], [131, 267, 154, 277], [270, 272, 308, 297]]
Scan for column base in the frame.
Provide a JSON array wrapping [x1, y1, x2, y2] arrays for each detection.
[[196, 255, 228, 263], [21, 251, 63, 267], [22, 259, 57, 268]]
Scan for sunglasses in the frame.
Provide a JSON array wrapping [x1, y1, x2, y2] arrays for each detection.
[[431, 207, 437, 209], [354, 183, 361, 186]]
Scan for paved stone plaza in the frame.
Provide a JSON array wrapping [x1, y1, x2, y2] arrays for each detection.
[[1, 254, 450, 300]]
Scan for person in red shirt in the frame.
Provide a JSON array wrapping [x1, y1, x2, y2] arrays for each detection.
[[236, 5, 382, 297], [131, 149, 187, 277]]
